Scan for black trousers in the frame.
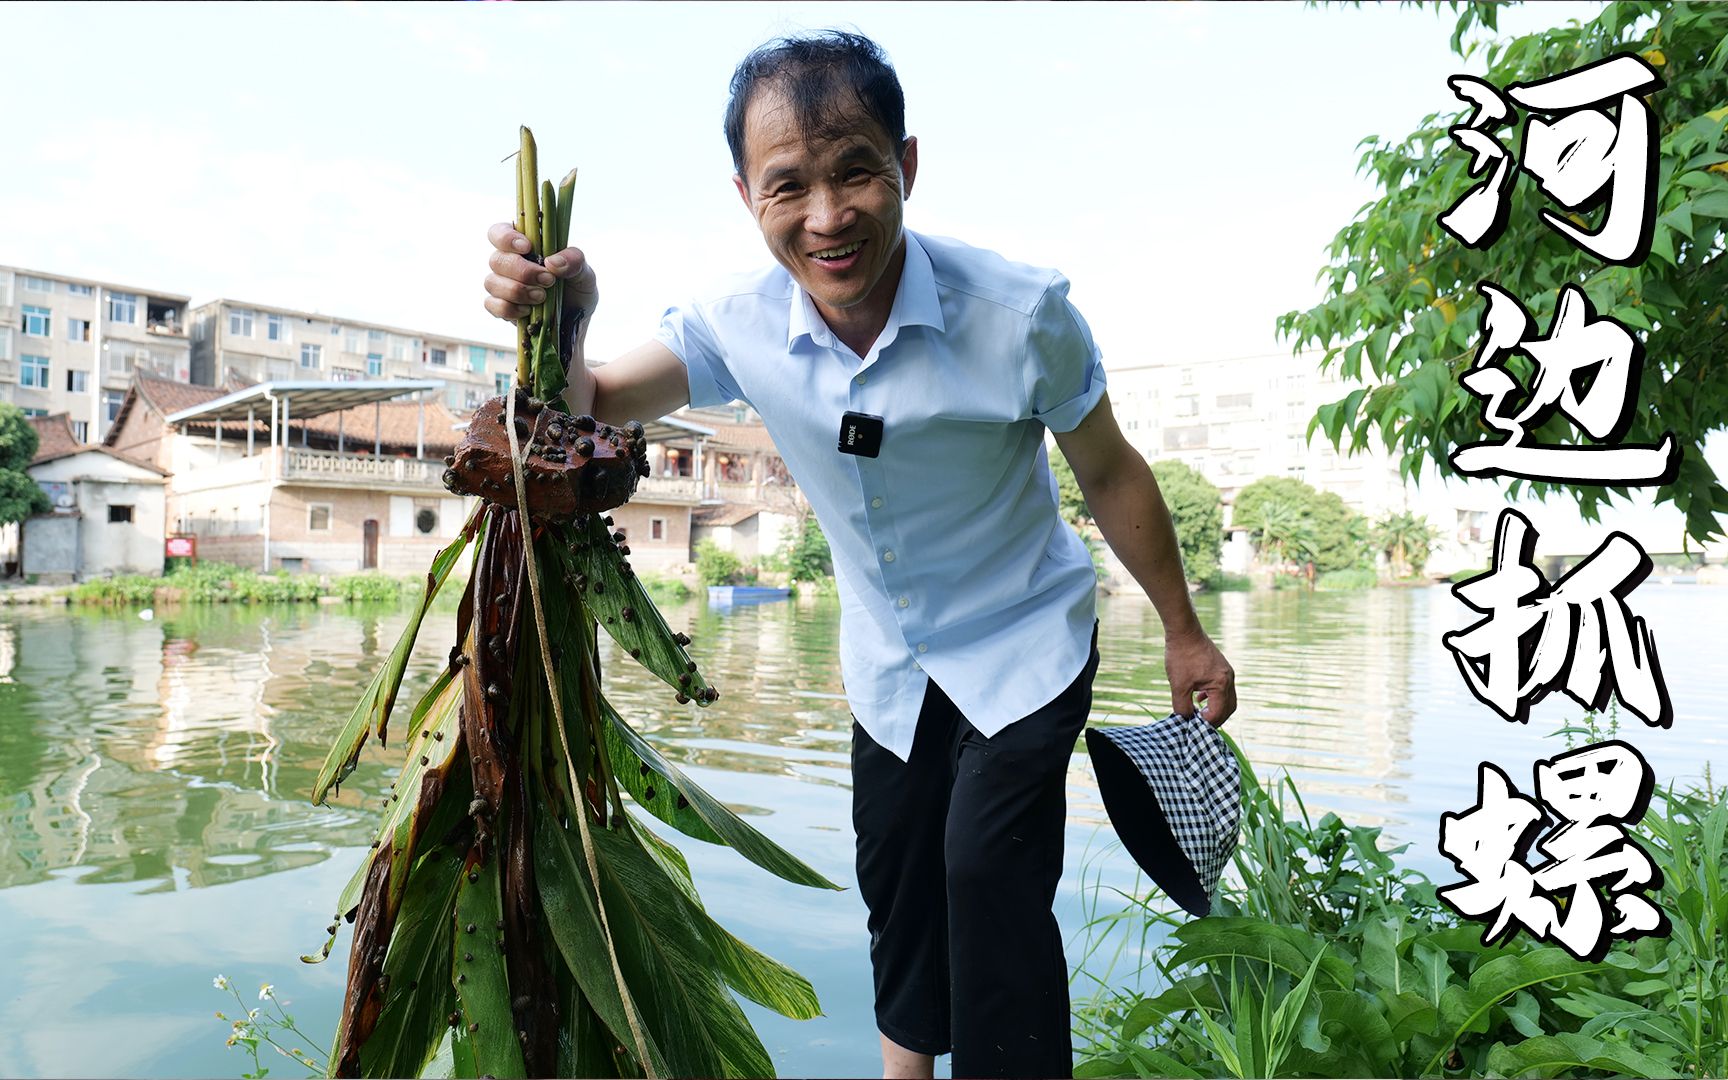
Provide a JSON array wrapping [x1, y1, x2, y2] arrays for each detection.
[[851, 624, 1100, 1079]]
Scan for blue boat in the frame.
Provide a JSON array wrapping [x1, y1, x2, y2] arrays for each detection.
[[707, 585, 793, 609]]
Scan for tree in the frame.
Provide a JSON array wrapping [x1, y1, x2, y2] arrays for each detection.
[[1048, 443, 1090, 526], [1149, 459, 1223, 581], [1374, 510, 1442, 578], [784, 512, 833, 583], [0, 403, 50, 527], [1255, 499, 1319, 567], [1232, 475, 1366, 572], [1278, 2, 1728, 545]]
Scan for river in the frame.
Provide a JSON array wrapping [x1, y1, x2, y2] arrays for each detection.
[[0, 585, 1722, 1077]]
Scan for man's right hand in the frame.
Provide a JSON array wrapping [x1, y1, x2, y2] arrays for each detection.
[[483, 223, 600, 323]]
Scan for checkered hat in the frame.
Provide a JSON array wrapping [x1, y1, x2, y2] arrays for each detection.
[[1085, 713, 1242, 917]]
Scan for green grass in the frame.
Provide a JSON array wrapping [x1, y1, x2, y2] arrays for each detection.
[[67, 562, 422, 606], [636, 570, 693, 604], [1200, 572, 1252, 592], [1315, 567, 1376, 590]]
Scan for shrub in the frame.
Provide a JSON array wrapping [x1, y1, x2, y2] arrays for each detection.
[[1149, 459, 1223, 582], [69, 575, 159, 605], [1315, 567, 1376, 590], [333, 573, 410, 602], [636, 571, 693, 604], [1201, 571, 1252, 592], [784, 514, 833, 583], [694, 539, 753, 586]]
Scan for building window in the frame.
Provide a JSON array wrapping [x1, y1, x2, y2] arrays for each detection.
[[267, 313, 285, 341], [1216, 393, 1254, 410], [67, 282, 93, 296], [229, 309, 254, 337], [21, 275, 53, 293], [368, 328, 384, 341], [108, 504, 135, 524], [68, 317, 91, 342], [428, 347, 447, 367], [300, 343, 322, 369], [414, 506, 438, 535], [650, 518, 666, 541], [20, 354, 49, 388], [71, 419, 88, 442], [469, 345, 487, 372], [464, 389, 480, 409], [0, 327, 12, 360], [366, 353, 383, 377], [494, 373, 510, 396], [345, 330, 363, 353], [389, 336, 408, 361], [103, 389, 125, 422], [108, 292, 138, 324], [494, 349, 508, 363], [66, 370, 87, 393], [1173, 395, 1199, 417], [330, 323, 341, 335], [333, 367, 361, 382], [308, 504, 333, 531], [279, 557, 304, 572], [21, 408, 47, 418], [22, 306, 51, 337], [1163, 425, 1209, 451]]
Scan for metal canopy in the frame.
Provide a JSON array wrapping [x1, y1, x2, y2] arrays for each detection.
[[164, 379, 446, 424]]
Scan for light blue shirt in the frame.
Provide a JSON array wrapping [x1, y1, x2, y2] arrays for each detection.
[[655, 230, 1106, 763]]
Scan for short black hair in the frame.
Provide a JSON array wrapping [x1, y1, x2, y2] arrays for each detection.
[[723, 30, 907, 178]]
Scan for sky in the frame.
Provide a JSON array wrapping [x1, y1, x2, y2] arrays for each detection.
[[1, 0, 1613, 369]]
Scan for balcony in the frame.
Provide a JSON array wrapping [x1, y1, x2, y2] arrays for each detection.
[[634, 475, 703, 504], [283, 448, 446, 491]]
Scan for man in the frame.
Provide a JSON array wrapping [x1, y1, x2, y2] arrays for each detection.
[[483, 31, 1236, 1080]]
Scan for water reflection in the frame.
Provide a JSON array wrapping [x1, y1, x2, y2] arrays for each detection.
[[0, 586, 1723, 1077]]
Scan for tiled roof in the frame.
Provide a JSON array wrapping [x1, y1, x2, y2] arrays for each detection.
[[29, 411, 167, 474], [699, 421, 779, 453], [27, 413, 82, 463], [133, 372, 231, 416], [691, 503, 762, 527]]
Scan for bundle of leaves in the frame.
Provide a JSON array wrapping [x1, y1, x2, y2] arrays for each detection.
[[305, 129, 835, 1080]]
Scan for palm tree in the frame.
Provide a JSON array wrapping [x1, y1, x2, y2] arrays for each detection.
[[1255, 499, 1318, 570], [1374, 511, 1440, 579]]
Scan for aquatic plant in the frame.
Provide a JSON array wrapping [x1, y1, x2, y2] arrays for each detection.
[[1070, 727, 1728, 1078], [305, 128, 835, 1079]]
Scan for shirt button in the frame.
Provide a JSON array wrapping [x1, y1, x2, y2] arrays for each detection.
[[897, 595, 909, 608], [917, 643, 928, 654], [882, 549, 895, 563], [855, 373, 867, 385], [871, 497, 883, 509]]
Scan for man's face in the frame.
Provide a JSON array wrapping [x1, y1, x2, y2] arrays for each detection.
[[733, 84, 918, 322]]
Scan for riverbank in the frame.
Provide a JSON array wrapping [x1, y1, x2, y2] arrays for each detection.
[[0, 562, 695, 607]]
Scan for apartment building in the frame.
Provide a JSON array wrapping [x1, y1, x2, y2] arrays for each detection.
[[1108, 352, 1409, 521], [188, 299, 518, 419], [0, 266, 191, 443]]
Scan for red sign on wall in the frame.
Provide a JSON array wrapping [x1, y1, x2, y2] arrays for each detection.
[[165, 536, 196, 560]]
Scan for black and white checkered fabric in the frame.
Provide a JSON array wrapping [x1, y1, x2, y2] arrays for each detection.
[[1099, 713, 1241, 906]]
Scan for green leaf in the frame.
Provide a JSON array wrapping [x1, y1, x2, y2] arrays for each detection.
[[313, 524, 475, 804], [1428, 949, 1608, 1075], [451, 851, 528, 1079], [1165, 919, 1354, 990], [605, 697, 843, 890], [1687, 190, 1728, 220], [564, 514, 712, 701], [1484, 1032, 1673, 1078], [621, 813, 822, 1021], [358, 849, 463, 1079], [534, 804, 677, 1079], [1503, 988, 1543, 1039]]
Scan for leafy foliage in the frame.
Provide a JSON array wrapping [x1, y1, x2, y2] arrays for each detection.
[[1232, 477, 1367, 572], [1373, 510, 1441, 577], [1150, 459, 1224, 581], [0, 403, 50, 527], [1072, 725, 1728, 1079], [783, 513, 833, 583], [694, 538, 753, 586], [1278, 1, 1728, 545]]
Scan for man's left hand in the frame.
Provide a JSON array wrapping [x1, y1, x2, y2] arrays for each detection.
[[1165, 628, 1236, 727]]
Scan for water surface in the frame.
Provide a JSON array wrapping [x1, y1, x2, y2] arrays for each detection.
[[0, 586, 1722, 1077]]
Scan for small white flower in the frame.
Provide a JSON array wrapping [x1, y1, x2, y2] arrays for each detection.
[[213, 974, 230, 990], [258, 983, 275, 1001], [248, 1008, 259, 1021]]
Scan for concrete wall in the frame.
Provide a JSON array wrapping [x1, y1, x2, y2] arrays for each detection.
[[21, 514, 78, 579], [608, 503, 691, 571], [29, 452, 168, 578]]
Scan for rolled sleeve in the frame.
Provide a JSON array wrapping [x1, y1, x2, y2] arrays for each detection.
[[654, 302, 746, 409], [1023, 273, 1107, 433]]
